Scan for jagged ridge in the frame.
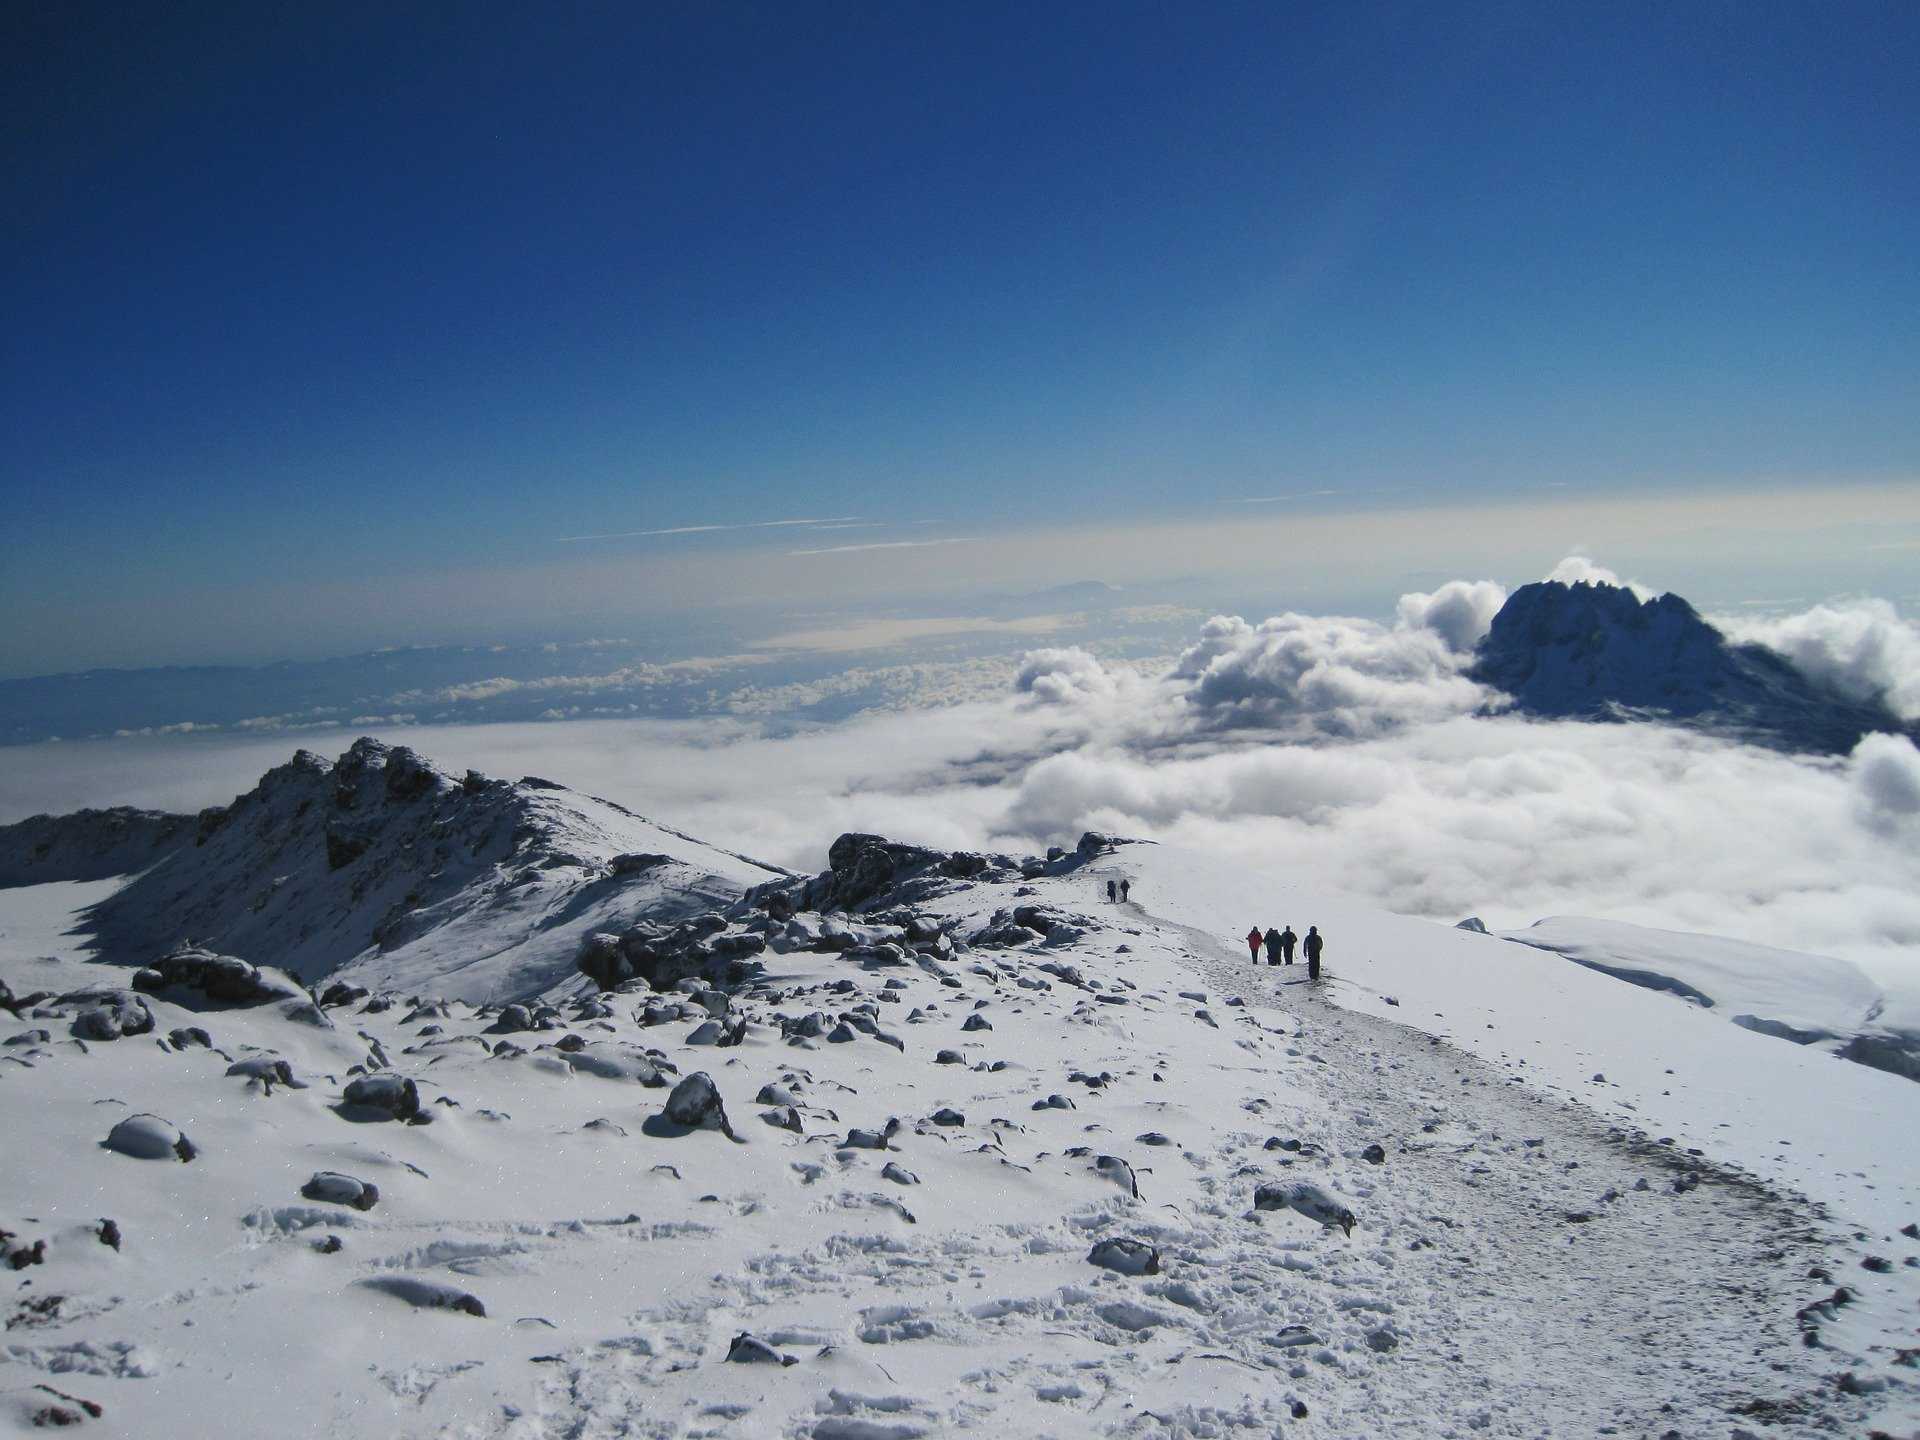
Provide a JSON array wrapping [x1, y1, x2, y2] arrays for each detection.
[[1470, 579, 1913, 754]]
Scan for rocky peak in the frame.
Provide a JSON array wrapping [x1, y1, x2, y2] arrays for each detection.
[[1470, 580, 1913, 754]]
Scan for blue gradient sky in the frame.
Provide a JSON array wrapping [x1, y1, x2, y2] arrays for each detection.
[[4, 1, 1917, 673]]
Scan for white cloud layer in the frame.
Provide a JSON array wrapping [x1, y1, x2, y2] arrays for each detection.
[[6, 559, 1917, 1012]]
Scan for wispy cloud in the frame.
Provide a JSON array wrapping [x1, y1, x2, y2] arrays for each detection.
[[787, 537, 974, 557], [1225, 490, 1339, 505], [556, 517, 863, 543]]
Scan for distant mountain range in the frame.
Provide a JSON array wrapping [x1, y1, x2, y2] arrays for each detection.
[[1470, 579, 1914, 754]]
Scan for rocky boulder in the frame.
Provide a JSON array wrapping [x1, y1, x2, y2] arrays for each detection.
[[104, 1114, 196, 1162], [132, 944, 303, 1006]]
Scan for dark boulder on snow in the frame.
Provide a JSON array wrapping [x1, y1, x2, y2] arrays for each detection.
[[341, 1074, 422, 1121], [69, 990, 155, 1042], [725, 1331, 796, 1366], [226, 1055, 302, 1088], [1455, 916, 1490, 934], [104, 1114, 196, 1162], [576, 914, 767, 994], [301, 1172, 380, 1211], [652, 1071, 736, 1138], [133, 944, 301, 1006], [1087, 1237, 1162, 1276], [318, 981, 370, 1008]]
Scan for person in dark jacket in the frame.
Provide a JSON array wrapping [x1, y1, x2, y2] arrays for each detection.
[[1263, 926, 1282, 965], [1245, 926, 1263, 964], [1278, 926, 1297, 964], [1106, 879, 1117, 903], [1304, 926, 1323, 979], [1119, 879, 1129, 902]]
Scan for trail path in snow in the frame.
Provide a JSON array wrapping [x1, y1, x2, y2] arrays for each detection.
[[1116, 888, 1859, 1435]]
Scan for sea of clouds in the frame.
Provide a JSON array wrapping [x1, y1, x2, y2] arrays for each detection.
[[4, 558, 1917, 995]]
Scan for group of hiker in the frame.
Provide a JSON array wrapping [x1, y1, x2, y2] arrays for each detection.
[[1248, 923, 1323, 979], [1104, 878, 1130, 903]]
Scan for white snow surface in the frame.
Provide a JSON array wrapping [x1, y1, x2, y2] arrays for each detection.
[[1127, 843, 1919, 1242], [2, 837, 1916, 1436], [1496, 914, 1898, 1046]]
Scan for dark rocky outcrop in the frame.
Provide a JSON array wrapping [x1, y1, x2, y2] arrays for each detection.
[[1471, 580, 1915, 754], [132, 944, 303, 1006], [341, 1074, 421, 1121]]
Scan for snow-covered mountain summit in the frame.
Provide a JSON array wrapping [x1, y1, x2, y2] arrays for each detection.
[[0, 737, 789, 1001], [1470, 579, 1912, 753]]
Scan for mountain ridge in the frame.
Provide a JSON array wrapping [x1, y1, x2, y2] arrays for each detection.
[[1469, 578, 1913, 753]]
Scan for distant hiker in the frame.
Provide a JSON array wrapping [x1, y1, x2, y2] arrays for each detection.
[[1245, 927, 1263, 964], [1279, 926, 1297, 965], [1304, 926, 1323, 980], [1119, 879, 1130, 902], [1106, 879, 1117, 903], [1263, 926, 1282, 965]]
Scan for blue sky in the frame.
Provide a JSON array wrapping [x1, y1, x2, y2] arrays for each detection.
[[4, 1, 1917, 673]]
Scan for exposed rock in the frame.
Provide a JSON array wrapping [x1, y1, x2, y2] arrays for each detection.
[[1471, 578, 1916, 755], [1455, 916, 1490, 934], [301, 1172, 380, 1211], [133, 944, 302, 1005], [226, 1055, 301, 1088], [318, 981, 370, 1008], [341, 1074, 422, 1121], [104, 1114, 196, 1162], [725, 1331, 796, 1366], [657, 1071, 735, 1138], [70, 991, 155, 1042]]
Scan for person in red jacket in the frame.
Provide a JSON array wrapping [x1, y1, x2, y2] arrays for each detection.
[[1245, 926, 1263, 964]]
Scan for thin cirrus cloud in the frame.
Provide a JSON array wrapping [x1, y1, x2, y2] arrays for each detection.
[[786, 537, 975, 557], [1224, 490, 1340, 505], [554, 516, 864, 542]]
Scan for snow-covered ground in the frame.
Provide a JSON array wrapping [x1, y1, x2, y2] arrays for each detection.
[[5, 833, 1917, 1436], [1496, 914, 1919, 1065]]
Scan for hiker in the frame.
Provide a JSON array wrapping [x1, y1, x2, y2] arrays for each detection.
[[1263, 926, 1282, 965], [1245, 926, 1263, 964], [1106, 879, 1116, 903], [1119, 878, 1130, 902], [1304, 925, 1323, 979], [1279, 925, 1297, 965]]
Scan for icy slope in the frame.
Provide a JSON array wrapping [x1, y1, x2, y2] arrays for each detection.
[[1495, 915, 1920, 1079], [3, 824, 1914, 1436], [7, 738, 789, 1003]]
